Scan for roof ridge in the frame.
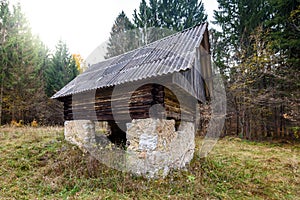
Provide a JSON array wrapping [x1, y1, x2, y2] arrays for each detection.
[[91, 22, 208, 67]]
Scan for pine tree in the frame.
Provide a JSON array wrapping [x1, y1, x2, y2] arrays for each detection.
[[106, 11, 136, 58], [0, 2, 51, 123], [213, 0, 300, 139], [131, 0, 207, 45], [0, 0, 11, 124], [44, 40, 78, 97], [156, 0, 207, 31], [133, 0, 152, 28], [267, 0, 300, 68], [181, 0, 207, 29]]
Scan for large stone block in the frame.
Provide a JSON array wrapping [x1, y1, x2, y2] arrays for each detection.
[[126, 118, 195, 178], [64, 120, 96, 151]]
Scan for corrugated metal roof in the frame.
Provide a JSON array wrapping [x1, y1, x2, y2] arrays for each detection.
[[52, 23, 208, 99]]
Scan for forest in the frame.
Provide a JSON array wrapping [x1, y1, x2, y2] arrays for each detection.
[[0, 1, 79, 125], [0, 0, 299, 140]]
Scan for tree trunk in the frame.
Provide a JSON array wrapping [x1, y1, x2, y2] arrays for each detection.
[[0, 29, 7, 126], [235, 97, 240, 136], [0, 72, 4, 125]]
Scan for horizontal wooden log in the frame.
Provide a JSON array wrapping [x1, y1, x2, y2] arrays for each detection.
[[64, 91, 163, 107], [65, 109, 194, 122], [65, 111, 151, 121], [64, 100, 155, 112]]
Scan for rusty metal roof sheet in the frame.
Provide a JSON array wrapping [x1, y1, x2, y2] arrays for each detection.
[[52, 23, 208, 99]]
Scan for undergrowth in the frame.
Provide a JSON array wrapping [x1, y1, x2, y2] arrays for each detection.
[[0, 127, 299, 199]]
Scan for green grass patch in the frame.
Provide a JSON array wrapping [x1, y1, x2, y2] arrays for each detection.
[[0, 127, 299, 199]]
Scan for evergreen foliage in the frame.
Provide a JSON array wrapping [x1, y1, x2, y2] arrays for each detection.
[[0, 1, 78, 124], [213, 0, 300, 139], [44, 40, 78, 97], [106, 11, 136, 58], [266, 0, 300, 68], [106, 0, 207, 58], [134, 0, 207, 31], [0, 1, 47, 123]]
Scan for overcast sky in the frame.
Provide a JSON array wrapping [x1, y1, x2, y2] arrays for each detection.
[[11, 0, 218, 59]]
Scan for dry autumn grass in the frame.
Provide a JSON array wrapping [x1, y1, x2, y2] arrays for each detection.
[[0, 126, 299, 199]]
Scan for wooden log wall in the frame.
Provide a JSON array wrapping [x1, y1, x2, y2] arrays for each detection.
[[62, 83, 164, 121], [61, 81, 198, 122], [164, 85, 197, 122]]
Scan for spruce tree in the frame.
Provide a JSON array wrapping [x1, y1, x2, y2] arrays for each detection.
[[149, 0, 159, 27], [157, 0, 183, 31], [133, 0, 152, 28], [0, 2, 51, 123], [131, 0, 207, 45], [134, 0, 207, 32], [266, 0, 300, 68], [181, 0, 207, 29], [0, 0, 11, 124], [212, 0, 300, 138], [213, 0, 270, 65], [45, 40, 78, 97], [106, 11, 136, 58]]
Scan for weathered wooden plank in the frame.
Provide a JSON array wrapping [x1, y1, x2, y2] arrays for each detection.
[[63, 82, 198, 122]]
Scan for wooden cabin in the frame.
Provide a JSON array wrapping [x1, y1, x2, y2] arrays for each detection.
[[53, 23, 212, 123], [52, 23, 212, 178]]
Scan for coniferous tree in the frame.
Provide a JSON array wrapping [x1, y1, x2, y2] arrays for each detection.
[[213, 0, 300, 139], [106, 0, 208, 59], [0, 1, 51, 123], [267, 0, 300, 68], [131, 0, 207, 45], [181, 0, 207, 29], [157, 0, 182, 31], [133, 0, 208, 31], [106, 11, 136, 58], [44, 40, 78, 97], [156, 0, 207, 31], [213, 0, 271, 67], [0, 1, 79, 125], [149, 0, 159, 27], [0, 0, 12, 124], [133, 0, 152, 28]]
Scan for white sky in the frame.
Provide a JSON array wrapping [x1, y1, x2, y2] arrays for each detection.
[[11, 0, 218, 59]]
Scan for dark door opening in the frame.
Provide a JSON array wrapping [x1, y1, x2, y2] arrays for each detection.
[[107, 120, 127, 149]]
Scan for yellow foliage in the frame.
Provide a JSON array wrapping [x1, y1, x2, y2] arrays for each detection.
[[10, 120, 23, 127], [31, 120, 38, 127], [72, 53, 87, 73], [10, 120, 17, 126]]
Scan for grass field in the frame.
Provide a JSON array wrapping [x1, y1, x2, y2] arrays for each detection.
[[0, 127, 299, 199]]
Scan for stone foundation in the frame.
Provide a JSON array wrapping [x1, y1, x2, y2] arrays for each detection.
[[64, 118, 195, 178], [126, 118, 195, 177], [64, 120, 97, 151]]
